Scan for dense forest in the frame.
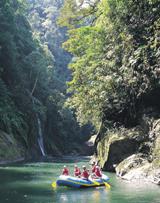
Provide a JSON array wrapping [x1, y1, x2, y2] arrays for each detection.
[[27, 0, 71, 83], [59, 0, 160, 128], [0, 0, 92, 160]]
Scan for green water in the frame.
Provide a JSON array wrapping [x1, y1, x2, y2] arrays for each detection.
[[0, 157, 159, 203]]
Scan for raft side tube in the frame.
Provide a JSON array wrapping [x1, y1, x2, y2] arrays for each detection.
[[55, 174, 110, 188]]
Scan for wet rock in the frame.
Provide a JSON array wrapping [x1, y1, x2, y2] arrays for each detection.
[[149, 169, 160, 185], [103, 138, 140, 172], [96, 127, 144, 172], [116, 153, 149, 180], [95, 115, 160, 185]]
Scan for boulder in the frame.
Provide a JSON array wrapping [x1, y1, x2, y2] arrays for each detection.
[[95, 116, 160, 185], [116, 153, 149, 180], [96, 127, 145, 171]]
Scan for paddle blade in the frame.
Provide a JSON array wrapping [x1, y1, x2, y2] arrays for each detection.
[[52, 182, 57, 189], [92, 180, 100, 186], [104, 182, 111, 189], [89, 177, 100, 186]]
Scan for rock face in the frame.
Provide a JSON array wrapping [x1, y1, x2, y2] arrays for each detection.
[[0, 130, 25, 163], [116, 153, 150, 179], [116, 153, 160, 185], [96, 127, 145, 171], [102, 137, 140, 172], [95, 116, 160, 185]]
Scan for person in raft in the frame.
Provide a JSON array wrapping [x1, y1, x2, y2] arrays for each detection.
[[74, 165, 81, 177], [81, 165, 90, 180], [62, 165, 69, 176], [91, 161, 96, 174], [94, 165, 102, 178]]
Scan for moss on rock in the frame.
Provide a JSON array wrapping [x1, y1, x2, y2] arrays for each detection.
[[0, 130, 25, 162], [95, 116, 160, 185], [152, 136, 160, 167], [96, 127, 144, 171]]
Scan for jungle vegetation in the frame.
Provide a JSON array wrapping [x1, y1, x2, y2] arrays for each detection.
[[59, 0, 160, 129], [0, 0, 91, 157], [0, 0, 159, 157]]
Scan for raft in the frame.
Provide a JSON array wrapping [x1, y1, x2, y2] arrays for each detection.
[[55, 174, 110, 188]]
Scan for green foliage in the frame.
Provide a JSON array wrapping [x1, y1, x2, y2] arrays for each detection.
[[0, 79, 27, 144], [27, 0, 71, 83], [58, 0, 100, 28], [63, 26, 107, 127], [0, 0, 89, 156], [60, 0, 160, 128]]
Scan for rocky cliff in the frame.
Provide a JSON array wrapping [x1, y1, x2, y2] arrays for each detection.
[[0, 130, 25, 163], [95, 112, 160, 185]]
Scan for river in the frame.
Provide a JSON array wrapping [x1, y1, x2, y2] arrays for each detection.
[[0, 156, 159, 203]]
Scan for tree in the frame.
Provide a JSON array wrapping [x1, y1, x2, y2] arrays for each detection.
[[59, 0, 160, 128]]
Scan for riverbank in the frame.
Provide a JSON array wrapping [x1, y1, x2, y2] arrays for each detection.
[[95, 114, 160, 186], [0, 158, 25, 166], [0, 155, 91, 167], [0, 130, 26, 163], [116, 155, 160, 185], [0, 126, 92, 166]]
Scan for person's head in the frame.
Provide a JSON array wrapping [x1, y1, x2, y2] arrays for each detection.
[[63, 165, 66, 168], [74, 165, 78, 168], [82, 165, 86, 170], [91, 161, 96, 166]]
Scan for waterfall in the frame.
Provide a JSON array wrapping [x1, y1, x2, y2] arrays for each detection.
[[37, 116, 46, 156], [29, 93, 46, 157]]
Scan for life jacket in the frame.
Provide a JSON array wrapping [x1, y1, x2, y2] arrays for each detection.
[[92, 165, 96, 173], [62, 168, 69, 176], [74, 168, 81, 176], [82, 170, 89, 179], [95, 167, 102, 177]]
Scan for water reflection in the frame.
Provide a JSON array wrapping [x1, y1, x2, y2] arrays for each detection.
[[54, 186, 110, 203], [92, 190, 101, 202]]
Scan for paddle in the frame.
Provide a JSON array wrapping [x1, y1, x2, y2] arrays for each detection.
[[92, 179, 100, 186], [88, 176, 100, 186], [101, 174, 111, 189], [52, 181, 57, 189], [90, 177, 111, 188], [103, 181, 111, 189]]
